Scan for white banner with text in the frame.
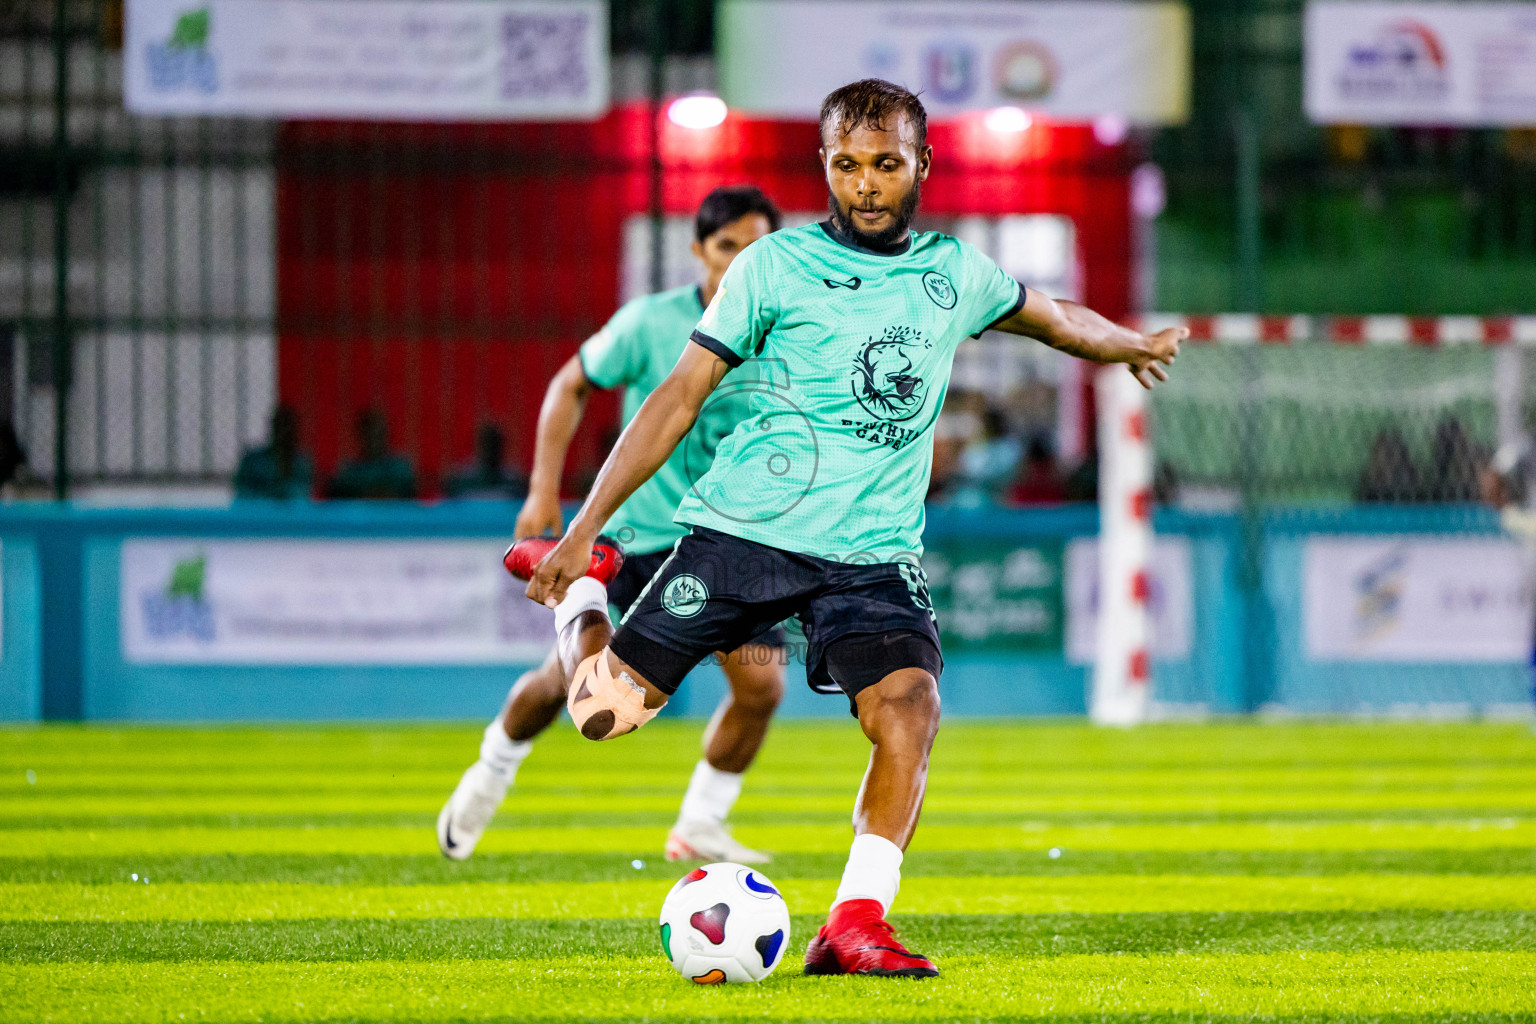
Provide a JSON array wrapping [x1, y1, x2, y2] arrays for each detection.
[[1306, 1, 1536, 125], [121, 538, 554, 664], [126, 0, 608, 120], [1304, 536, 1533, 662], [718, 0, 1190, 123]]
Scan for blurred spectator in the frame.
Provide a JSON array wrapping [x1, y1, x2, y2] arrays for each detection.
[[327, 408, 417, 500], [0, 419, 42, 499], [0, 419, 25, 489], [1064, 449, 1099, 503], [1007, 435, 1067, 506], [233, 406, 313, 501], [1484, 433, 1535, 510], [927, 405, 978, 502], [951, 406, 1021, 507], [1426, 416, 1486, 503], [1153, 460, 1181, 507], [444, 423, 529, 501], [1356, 427, 1421, 503]]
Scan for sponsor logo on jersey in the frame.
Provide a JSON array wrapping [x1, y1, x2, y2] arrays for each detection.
[[850, 325, 932, 424], [662, 573, 709, 618], [823, 276, 862, 290], [922, 272, 957, 310]]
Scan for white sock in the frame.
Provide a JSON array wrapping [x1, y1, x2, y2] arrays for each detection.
[[676, 760, 744, 828], [553, 576, 608, 636], [479, 719, 533, 779], [833, 833, 904, 915]]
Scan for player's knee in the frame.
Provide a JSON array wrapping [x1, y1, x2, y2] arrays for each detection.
[[727, 657, 785, 716], [519, 655, 569, 708], [567, 649, 665, 741], [857, 669, 941, 736]]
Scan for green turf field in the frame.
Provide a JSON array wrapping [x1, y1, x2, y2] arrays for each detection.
[[3, 720, 1534, 1022]]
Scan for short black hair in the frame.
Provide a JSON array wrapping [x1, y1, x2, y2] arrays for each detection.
[[695, 185, 782, 242], [819, 78, 928, 147]]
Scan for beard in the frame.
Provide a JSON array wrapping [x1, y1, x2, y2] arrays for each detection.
[[829, 178, 922, 249]]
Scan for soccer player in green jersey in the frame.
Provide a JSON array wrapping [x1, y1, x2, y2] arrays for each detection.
[[439, 186, 787, 865], [511, 80, 1185, 977]]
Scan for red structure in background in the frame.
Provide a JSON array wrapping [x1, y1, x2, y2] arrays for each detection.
[[275, 103, 1134, 497]]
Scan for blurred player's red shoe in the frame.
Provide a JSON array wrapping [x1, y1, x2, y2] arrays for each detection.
[[802, 898, 938, 978], [502, 534, 625, 585]]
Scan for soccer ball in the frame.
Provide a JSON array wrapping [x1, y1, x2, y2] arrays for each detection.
[[658, 861, 791, 983]]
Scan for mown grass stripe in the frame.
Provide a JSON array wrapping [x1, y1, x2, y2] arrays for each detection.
[[6, 875, 1534, 922], [5, 911, 1534, 964], [11, 762, 1536, 795], [8, 789, 1536, 819], [4, 952, 1535, 1021], [6, 819, 1532, 858], [5, 722, 1533, 773], [7, 847, 1534, 886]]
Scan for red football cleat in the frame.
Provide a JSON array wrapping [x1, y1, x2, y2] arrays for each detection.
[[803, 899, 938, 978], [502, 534, 625, 585]]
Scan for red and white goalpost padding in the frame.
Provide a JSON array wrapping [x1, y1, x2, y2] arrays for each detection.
[[1133, 313, 1536, 347], [1087, 313, 1531, 725], [1092, 365, 1152, 727]]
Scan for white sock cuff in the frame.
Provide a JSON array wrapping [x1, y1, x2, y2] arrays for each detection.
[[677, 760, 745, 828], [480, 719, 532, 773], [553, 576, 608, 635], [833, 833, 904, 915]]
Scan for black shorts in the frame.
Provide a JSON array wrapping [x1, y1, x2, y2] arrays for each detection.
[[609, 527, 943, 714], [609, 544, 788, 651]]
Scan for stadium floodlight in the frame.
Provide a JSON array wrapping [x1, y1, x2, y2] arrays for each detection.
[[1093, 114, 1130, 146], [983, 106, 1032, 133], [667, 94, 728, 130]]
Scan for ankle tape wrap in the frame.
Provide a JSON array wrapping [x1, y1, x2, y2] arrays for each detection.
[[567, 652, 659, 741]]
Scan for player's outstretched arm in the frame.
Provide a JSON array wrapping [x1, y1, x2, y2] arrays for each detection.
[[515, 354, 594, 540], [527, 342, 731, 608], [994, 289, 1186, 390]]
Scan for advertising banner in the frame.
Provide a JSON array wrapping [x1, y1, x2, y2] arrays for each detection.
[[121, 538, 554, 664], [923, 540, 1065, 652], [1065, 536, 1193, 665], [1303, 536, 1533, 662], [1306, 2, 1536, 125], [718, 0, 1190, 123], [125, 0, 608, 120]]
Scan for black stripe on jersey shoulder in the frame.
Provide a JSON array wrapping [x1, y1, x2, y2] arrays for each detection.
[[690, 330, 744, 368], [974, 280, 1029, 338], [575, 348, 610, 390]]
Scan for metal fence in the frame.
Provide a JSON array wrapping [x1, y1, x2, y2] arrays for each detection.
[[1156, 0, 1536, 314], [6, 0, 1535, 496], [3, 0, 273, 494]]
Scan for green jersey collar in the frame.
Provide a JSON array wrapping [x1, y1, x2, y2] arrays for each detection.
[[818, 217, 913, 257]]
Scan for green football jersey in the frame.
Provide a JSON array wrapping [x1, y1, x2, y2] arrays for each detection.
[[580, 284, 757, 555], [677, 220, 1025, 563]]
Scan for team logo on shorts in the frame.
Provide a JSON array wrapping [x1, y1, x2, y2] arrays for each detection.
[[851, 325, 932, 423], [921, 272, 957, 310], [897, 563, 938, 623], [662, 574, 709, 618]]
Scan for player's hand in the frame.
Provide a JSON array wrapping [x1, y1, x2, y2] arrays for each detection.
[[1127, 327, 1185, 390], [514, 491, 563, 541], [526, 532, 595, 608]]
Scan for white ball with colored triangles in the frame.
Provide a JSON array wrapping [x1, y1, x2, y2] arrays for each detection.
[[658, 861, 791, 983]]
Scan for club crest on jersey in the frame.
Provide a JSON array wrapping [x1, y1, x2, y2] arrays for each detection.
[[662, 574, 709, 618], [851, 325, 932, 423], [922, 272, 957, 309]]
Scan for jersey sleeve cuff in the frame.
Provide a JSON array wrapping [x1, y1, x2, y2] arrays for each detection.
[[575, 349, 612, 390], [976, 281, 1028, 338], [689, 330, 744, 368]]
